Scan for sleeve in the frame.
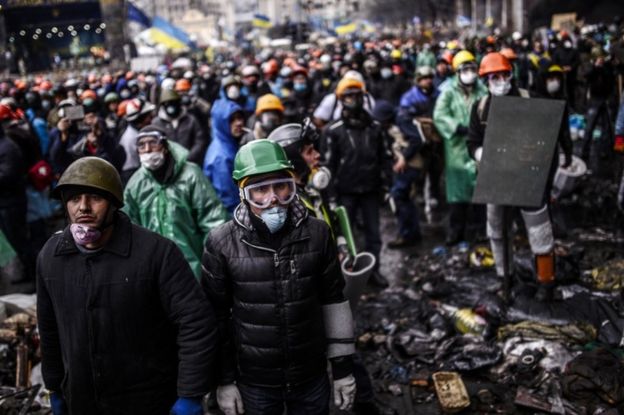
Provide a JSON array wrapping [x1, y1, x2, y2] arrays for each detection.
[[36, 253, 65, 393], [399, 89, 415, 111], [467, 100, 484, 159], [558, 103, 573, 159], [396, 112, 424, 160], [190, 168, 230, 240], [433, 89, 460, 141], [207, 155, 240, 214], [0, 141, 22, 187], [377, 127, 394, 190], [49, 129, 69, 174], [616, 96, 624, 137], [200, 234, 237, 385], [320, 126, 340, 201], [158, 241, 219, 396], [33, 118, 51, 157], [318, 223, 346, 305], [188, 117, 209, 165], [313, 94, 335, 122], [122, 183, 141, 224]]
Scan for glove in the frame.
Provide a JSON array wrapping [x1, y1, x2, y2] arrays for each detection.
[[170, 397, 203, 415], [216, 384, 244, 415], [615, 135, 624, 153], [455, 125, 469, 136], [333, 375, 356, 411], [50, 392, 68, 415]]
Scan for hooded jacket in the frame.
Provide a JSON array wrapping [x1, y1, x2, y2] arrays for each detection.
[[151, 107, 208, 166], [203, 98, 243, 213], [124, 141, 229, 278]]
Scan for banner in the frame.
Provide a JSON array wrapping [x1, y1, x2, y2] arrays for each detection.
[[252, 14, 272, 29]]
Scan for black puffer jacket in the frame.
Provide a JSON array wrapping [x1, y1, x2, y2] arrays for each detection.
[[201, 200, 346, 387], [37, 212, 218, 415], [152, 108, 208, 166], [322, 111, 393, 196]]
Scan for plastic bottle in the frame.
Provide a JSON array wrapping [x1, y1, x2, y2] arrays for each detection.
[[440, 304, 488, 335]]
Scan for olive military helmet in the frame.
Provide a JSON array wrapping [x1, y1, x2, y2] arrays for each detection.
[[232, 139, 294, 183], [52, 157, 124, 207]]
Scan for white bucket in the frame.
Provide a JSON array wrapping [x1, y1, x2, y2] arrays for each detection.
[[342, 252, 376, 311], [552, 154, 587, 199]]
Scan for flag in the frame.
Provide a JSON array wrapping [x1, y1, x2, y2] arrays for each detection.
[[252, 14, 273, 29], [152, 16, 196, 48], [127, 2, 152, 28], [335, 21, 357, 35]]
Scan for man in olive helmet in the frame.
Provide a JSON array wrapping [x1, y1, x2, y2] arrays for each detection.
[[37, 157, 218, 415], [202, 140, 356, 415]]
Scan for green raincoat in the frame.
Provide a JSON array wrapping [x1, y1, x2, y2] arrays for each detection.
[[433, 76, 487, 203], [124, 141, 229, 278]]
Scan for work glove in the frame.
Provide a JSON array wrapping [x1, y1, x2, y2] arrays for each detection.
[[50, 392, 68, 415], [333, 374, 356, 411], [455, 125, 469, 136], [170, 397, 203, 415], [216, 383, 244, 415]]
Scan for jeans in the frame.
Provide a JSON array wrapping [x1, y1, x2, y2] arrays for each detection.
[[339, 193, 382, 266], [238, 375, 330, 415], [391, 167, 422, 240]]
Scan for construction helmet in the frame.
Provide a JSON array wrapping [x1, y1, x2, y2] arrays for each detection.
[[335, 78, 364, 98], [452, 50, 476, 71], [175, 78, 192, 92], [255, 94, 284, 116], [160, 88, 180, 104], [500, 47, 518, 61], [263, 59, 280, 75], [478, 52, 512, 77], [415, 66, 435, 80], [80, 89, 97, 102], [52, 157, 124, 207], [232, 139, 294, 182], [125, 98, 156, 121], [104, 92, 120, 104], [548, 65, 564, 74], [390, 49, 402, 59]]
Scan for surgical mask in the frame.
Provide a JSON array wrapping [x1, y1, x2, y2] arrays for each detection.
[[140, 151, 166, 170], [227, 85, 241, 100], [165, 103, 181, 118], [381, 68, 393, 79], [293, 82, 307, 93], [309, 167, 331, 190], [488, 79, 511, 96], [546, 79, 561, 94], [459, 70, 477, 86], [260, 206, 288, 233], [70, 223, 102, 246]]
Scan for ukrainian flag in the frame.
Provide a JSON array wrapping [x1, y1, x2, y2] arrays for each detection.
[[335, 21, 357, 36], [253, 14, 273, 29]]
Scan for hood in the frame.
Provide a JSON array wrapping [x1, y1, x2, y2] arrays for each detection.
[[166, 140, 189, 178], [211, 98, 243, 146]]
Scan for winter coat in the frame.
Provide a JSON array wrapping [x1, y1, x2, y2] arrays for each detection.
[[201, 200, 346, 387], [203, 99, 243, 213], [36, 212, 218, 415], [399, 86, 439, 117], [0, 132, 26, 208], [433, 76, 487, 203], [124, 141, 229, 278], [322, 112, 393, 196], [151, 108, 208, 166]]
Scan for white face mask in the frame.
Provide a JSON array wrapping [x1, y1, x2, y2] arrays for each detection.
[[563, 41, 572, 49], [140, 151, 166, 170], [546, 79, 561, 94], [226, 85, 240, 100], [488, 79, 512, 96], [459, 70, 477, 86], [380, 68, 393, 79]]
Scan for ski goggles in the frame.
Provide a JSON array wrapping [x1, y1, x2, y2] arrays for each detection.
[[242, 177, 297, 209]]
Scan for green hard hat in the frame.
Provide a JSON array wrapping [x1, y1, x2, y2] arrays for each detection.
[[104, 92, 119, 104], [232, 139, 294, 182], [160, 87, 180, 104], [52, 157, 124, 207]]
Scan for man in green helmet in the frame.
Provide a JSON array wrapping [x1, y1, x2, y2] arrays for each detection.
[[37, 157, 218, 415], [201, 139, 357, 415]]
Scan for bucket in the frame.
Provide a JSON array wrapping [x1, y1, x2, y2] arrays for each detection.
[[342, 252, 376, 311], [552, 154, 587, 199]]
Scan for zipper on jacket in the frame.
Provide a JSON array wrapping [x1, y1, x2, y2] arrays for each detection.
[[274, 253, 280, 268]]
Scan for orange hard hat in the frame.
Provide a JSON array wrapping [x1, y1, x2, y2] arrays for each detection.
[[263, 59, 279, 75], [14, 80, 27, 91], [125, 71, 135, 80], [175, 78, 192, 92], [80, 89, 97, 101], [479, 52, 512, 77], [500, 47, 518, 61], [335, 78, 364, 98], [117, 99, 130, 117], [39, 80, 53, 91]]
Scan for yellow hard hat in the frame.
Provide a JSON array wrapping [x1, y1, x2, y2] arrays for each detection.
[[452, 50, 476, 71], [255, 94, 284, 116], [548, 65, 564, 73], [390, 49, 402, 59]]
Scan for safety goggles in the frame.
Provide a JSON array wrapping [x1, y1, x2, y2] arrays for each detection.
[[242, 177, 297, 209], [136, 131, 166, 151], [487, 72, 512, 82]]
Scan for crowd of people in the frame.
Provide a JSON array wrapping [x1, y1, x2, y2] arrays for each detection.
[[2, 21, 624, 415]]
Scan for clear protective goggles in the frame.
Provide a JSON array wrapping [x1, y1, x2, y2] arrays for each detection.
[[242, 177, 297, 209]]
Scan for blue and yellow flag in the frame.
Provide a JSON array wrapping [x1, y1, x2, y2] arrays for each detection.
[[335, 21, 357, 35], [253, 14, 273, 29]]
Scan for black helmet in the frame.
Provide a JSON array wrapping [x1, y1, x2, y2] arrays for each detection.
[[266, 118, 319, 176]]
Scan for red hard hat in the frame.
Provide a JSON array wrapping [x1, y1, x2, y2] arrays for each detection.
[[0, 104, 17, 121], [479, 52, 512, 77]]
